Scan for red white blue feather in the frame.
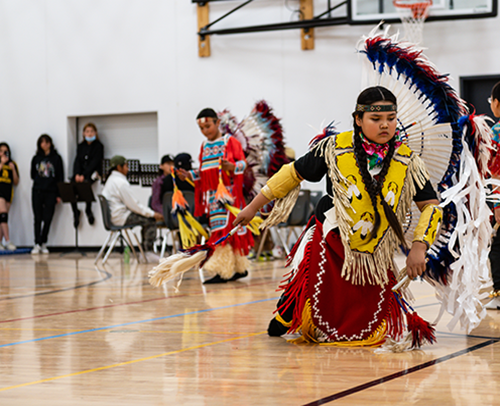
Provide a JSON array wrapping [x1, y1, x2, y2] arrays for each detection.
[[360, 28, 494, 333]]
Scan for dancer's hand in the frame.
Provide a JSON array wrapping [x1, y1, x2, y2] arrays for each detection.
[[406, 241, 427, 279], [234, 206, 258, 227], [221, 159, 235, 173], [176, 168, 191, 181], [234, 192, 271, 227]]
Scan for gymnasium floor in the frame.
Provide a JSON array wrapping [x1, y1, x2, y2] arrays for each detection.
[[0, 253, 499, 405]]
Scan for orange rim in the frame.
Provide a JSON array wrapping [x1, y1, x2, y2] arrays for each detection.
[[393, 0, 432, 18]]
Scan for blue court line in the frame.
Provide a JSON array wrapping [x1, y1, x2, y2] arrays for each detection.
[[0, 296, 443, 348], [0, 296, 279, 348], [0, 248, 31, 255]]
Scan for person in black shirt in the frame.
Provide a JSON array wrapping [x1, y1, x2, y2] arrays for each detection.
[[31, 134, 64, 254], [168, 153, 195, 195], [71, 122, 104, 227]]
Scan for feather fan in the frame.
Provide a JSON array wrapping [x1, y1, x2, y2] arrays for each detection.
[[360, 27, 494, 333]]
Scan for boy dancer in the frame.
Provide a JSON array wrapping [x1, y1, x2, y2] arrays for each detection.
[[178, 108, 253, 283]]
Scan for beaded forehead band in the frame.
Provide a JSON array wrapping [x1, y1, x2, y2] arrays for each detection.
[[356, 104, 397, 112], [197, 117, 210, 124]]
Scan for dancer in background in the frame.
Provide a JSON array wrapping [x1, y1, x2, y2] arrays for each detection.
[[177, 108, 253, 284]]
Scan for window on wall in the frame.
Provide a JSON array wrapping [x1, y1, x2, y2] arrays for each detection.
[[70, 112, 158, 163]]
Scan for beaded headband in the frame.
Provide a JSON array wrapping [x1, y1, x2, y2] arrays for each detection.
[[356, 104, 397, 112]]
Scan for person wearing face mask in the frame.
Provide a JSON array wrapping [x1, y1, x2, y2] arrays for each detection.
[[71, 122, 104, 227]]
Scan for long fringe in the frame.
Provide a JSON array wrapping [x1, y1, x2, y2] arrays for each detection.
[[319, 134, 429, 287], [261, 186, 301, 229]]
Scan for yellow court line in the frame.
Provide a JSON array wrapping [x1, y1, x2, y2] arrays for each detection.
[[0, 328, 81, 333], [0, 331, 266, 393], [136, 330, 246, 335], [0, 327, 251, 336]]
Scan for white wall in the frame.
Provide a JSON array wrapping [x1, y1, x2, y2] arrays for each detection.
[[1, 0, 499, 247]]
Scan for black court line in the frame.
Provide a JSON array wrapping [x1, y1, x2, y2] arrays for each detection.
[[0, 267, 112, 301], [303, 338, 500, 405]]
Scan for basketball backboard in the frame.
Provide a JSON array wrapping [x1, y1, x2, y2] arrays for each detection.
[[348, 0, 498, 24]]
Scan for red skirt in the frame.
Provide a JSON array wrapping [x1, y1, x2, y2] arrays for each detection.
[[277, 217, 403, 345]]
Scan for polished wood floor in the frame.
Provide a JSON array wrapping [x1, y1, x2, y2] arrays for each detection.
[[0, 252, 499, 405]]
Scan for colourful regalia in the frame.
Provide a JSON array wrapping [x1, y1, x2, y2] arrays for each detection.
[[269, 130, 439, 346], [190, 134, 254, 279], [264, 28, 494, 349]]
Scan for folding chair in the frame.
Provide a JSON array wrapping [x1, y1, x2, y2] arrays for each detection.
[[148, 195, 168, 255], [275, 189, 311, 256], [309, 190, 324, 218], [95, 195, 146, 265]]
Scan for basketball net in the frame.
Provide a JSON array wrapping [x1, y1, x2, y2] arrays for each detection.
[[393, 0, 432, 45]]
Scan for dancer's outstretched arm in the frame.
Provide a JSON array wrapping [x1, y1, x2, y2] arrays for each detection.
[[233, 193, 270, 226]]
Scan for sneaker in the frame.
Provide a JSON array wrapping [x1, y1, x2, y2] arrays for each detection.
[[264, 251, 275, 261], [485, 297, 500, 310], [257, 253, 267, 262], [40, 244, 49, 254], [4, 241, 16, 251], [31, 244, 41, 254], [0, 244, 5, 251]]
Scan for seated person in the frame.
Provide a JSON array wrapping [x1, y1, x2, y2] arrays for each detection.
[[71, 123, 104, 227], [156, 152, 196, 213], [151, 155, 174, 215], [172, 153, 195, 192], [102, 155, 163, 261]]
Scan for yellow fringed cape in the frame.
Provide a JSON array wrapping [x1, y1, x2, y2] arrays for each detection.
[[316, 131, 429, 287], [269, 131, 432, 345]]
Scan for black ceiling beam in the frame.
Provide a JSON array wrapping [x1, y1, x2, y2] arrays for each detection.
[[200, 16, 348, 36], [196, 1, 348, 37], [203, 0, 254, 31]]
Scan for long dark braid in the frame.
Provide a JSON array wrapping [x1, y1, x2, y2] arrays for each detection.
[[351, 86, 408, 249]]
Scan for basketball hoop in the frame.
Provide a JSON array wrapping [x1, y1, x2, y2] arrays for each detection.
[[393, 0, 432, 45]]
